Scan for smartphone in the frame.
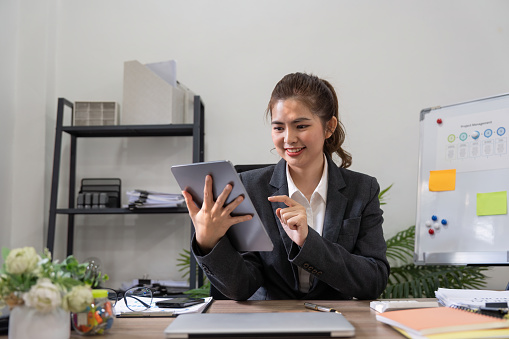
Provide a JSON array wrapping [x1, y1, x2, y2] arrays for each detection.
[[155, 297, 205, 308]]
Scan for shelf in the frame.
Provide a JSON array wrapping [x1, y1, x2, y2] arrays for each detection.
[[61, 124, 194, 137], [48, 96, 205, 290], [56, 207, 189, 214]]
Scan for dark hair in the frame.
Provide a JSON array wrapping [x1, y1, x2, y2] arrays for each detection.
[[266, 72, 352, 168]]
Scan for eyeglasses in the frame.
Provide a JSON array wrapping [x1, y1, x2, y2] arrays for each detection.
[[105, 286, 154, 312]]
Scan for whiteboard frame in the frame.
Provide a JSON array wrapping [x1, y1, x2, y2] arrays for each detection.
[[415, 93, 509, 265]]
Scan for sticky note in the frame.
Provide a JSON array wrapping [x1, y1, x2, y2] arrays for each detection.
[[429, 169, 456, 191], [477, 191, 507, 216]]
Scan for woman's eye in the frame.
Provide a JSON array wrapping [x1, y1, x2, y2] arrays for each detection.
[[297, 125, 309, 129], [273, 127, 283, 131]]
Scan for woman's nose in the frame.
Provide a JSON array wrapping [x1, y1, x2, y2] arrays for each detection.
[[284, 129, 297, 144]]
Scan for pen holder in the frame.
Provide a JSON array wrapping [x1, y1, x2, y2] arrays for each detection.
[[71, 289, 114, 335]]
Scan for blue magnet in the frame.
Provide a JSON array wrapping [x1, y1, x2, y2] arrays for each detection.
[[441, 219, 447, 225], [431, 215, 438, 221]]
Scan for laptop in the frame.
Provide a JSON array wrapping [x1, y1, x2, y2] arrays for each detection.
[[171, 160, 274, 252], [164, 312, 355, 338]]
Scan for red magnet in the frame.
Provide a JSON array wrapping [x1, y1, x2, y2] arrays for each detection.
[[437, 118, 443, 124], [428, 228, 435, 235]]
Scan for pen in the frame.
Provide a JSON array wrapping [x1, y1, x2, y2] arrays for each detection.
[[304, 302, 341, 314], [117, 311, 175, 317]]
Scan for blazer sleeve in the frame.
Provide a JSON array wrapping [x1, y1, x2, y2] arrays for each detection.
[[288, 176, 389, 300], [192, 233, 265, 300]]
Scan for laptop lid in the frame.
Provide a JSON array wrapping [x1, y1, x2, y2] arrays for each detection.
[[164, 312, 355, 338], [171, 160, 274, 252]]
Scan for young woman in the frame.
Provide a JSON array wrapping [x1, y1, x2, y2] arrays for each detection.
[[183, 72, 389, 300]]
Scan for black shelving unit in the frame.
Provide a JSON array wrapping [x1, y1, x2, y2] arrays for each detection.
[[47, 96, 204, 289]]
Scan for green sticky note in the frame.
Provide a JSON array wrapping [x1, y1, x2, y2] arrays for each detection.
[[477, 191, 507, 216]]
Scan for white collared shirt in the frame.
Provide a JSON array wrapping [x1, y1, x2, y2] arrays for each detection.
[[285, 154, 328, 292]]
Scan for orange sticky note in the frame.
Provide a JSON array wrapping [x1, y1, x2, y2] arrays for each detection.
[[429, 169, 456, 191]]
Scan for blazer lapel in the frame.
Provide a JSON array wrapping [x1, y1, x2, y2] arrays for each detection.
[[322, 155, 347, 243], [269, 159, 294, 255]]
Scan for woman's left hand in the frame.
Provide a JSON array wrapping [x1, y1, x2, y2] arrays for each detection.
[[268, 195, 308, 247]]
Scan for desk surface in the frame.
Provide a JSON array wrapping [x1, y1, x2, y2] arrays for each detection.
[[2, 300, 404, 339], [86, 299, 402, 338]]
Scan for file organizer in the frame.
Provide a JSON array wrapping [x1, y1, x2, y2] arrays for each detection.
[[77, 178, 121, 208]]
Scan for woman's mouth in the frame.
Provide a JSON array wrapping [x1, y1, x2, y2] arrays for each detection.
[[285, 147, 305, 156]]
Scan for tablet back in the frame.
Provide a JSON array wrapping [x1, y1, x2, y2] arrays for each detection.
[[171, 160, 273, 252]]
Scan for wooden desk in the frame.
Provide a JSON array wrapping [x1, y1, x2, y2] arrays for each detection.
[[1, 300, 403, 338], [75, 300, 401, 338]]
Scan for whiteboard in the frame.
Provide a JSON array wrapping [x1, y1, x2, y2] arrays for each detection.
[[415, 94, 509, 265]]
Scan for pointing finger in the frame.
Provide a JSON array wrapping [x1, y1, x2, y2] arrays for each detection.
[[268, 195, 299, 207]]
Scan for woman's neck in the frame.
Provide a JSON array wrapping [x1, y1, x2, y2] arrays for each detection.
[[289, 156, 325, 200]]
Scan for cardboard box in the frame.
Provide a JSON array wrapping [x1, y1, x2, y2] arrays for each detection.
[[122, 60, 192, 125]]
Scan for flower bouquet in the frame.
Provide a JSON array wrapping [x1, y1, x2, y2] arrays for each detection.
[[0, 247, 108, 339]]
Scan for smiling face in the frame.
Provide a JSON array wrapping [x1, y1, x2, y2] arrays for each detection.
[[271, 99, 336, 172]]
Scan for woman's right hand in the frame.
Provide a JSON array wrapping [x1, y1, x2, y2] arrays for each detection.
[[182, 175, 253, 254]]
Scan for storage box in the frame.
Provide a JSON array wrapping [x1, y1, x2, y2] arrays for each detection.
[[77, 178, 121, 208], [122, 60, 194, 125], [73, 101, 120, 126]]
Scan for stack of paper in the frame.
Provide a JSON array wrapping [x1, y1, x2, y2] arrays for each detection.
[[436, 288, 509, 308], [126, 190, 185, 209], [370, 300, 439, 313]]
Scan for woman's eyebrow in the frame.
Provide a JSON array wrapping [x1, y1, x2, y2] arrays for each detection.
[[271, 117, 312, 125]]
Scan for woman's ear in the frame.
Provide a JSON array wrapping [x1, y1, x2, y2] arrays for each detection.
[[326, 117, 338, 138]]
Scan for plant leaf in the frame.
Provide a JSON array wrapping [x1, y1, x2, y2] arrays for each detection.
[[1, 247, 10, 261], [378, 184, 393, 206]]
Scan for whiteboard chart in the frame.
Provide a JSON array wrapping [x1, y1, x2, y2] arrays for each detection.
[[415, 94, 509, 265]]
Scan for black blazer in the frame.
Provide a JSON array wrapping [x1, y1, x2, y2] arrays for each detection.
[[193, 155, 390, 300]]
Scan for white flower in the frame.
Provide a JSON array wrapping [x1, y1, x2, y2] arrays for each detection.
[[5, 247, 40, 274], [62, 285, 93, 313], [23, 278, 62, 313]]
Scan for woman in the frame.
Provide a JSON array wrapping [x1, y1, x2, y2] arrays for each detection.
[[183, 72, 389, 300]]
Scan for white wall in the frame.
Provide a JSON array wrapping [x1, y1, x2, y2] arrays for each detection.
[[3, 0, 509, 289], [0, 0, 57, 252], [0, 0, 17, 250]]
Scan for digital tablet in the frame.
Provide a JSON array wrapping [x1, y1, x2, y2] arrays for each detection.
[[171, 160, 274, 252]]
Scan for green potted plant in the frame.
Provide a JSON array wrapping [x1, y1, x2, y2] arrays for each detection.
[[382, 224, 489, 298]]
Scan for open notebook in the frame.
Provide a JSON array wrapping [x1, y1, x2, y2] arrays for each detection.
[[164, 312, 355, 338]]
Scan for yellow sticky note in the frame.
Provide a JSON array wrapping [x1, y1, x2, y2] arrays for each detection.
[[477, 191, 507, 216], [429, 169, 456, 191]]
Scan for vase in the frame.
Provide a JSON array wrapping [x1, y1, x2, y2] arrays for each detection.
[[8, 305, 70, 339]]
